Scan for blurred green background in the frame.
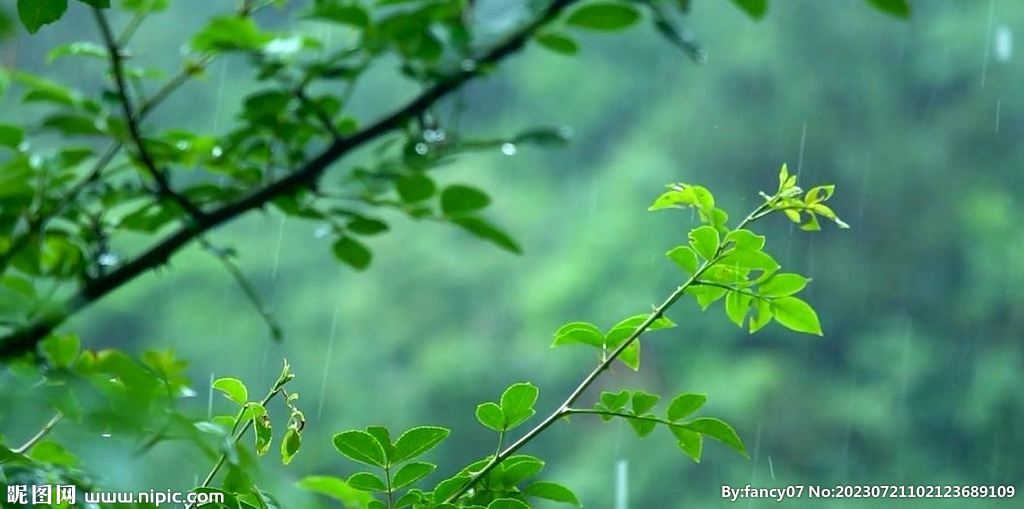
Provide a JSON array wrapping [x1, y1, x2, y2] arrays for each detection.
[[1, 1, 1022, 508]]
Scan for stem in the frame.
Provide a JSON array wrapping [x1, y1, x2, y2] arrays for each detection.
[[12, 412, 64, 454]]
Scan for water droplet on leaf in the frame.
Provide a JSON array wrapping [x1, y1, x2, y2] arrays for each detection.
[[501, 142, 517, 155], [415, 142, 429, 155]]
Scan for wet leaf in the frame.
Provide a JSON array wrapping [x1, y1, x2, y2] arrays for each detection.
[[667, 393, 706, 422], [348, 471, 387, 492], [759, 273, 809, 297], [534, 33, 579, 55], [392, 426, 450, 464], [524, 481, 581, 507], [333, 430, 387, 468], [392, 462, 436, 490], [729, 0, 767, 19], [681, 417, 747, 457], [565, 2, 640, 31], [551, 321, 604, 348], [440, 185, 490, 216], [332, 237, 372, 270], [450, 217, 522, 254], [688, 225, 720, 260], [770, 296, 822, 335], [17, 0, 67, 33], [667, 245, 699, 274], [500, 383, 538, 430]]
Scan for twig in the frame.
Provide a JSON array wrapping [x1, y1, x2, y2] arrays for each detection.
[[92, 8, 208, 223], [0, 0, 584, 360], [12, 412, 64, 454], [197, 237, 283, 341]]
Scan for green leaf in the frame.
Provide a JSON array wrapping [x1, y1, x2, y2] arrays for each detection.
[[729, 0, 767, 19], [669, 426, 703, 462], [500, 383, 538, 430], [213, 378, 248, 405], [392, 462, 436, 490], [565, 2, 641, 31], [40, 112, 103, 136], [600, 390, 630, 412], [333, 430, 387, 468], [688, 285, 727, 310], [304, 1, 370, 27], [723, 229, 765, 252], [626, 416, 658, 438], [192, 16, 274, 52], [254, 412, 272, 455], [332, 236, 372, 270], [534, 32, 579, 55], [500, 455, 545, 485], [281, 427, 301, 465], [724, 290, 752, 327], [682, 417, 747, 457], [759, 273, 809, 297], [450, 217, 522, 254], [347, 217, 389, 236], [348, 471, 388, 492], [524, 481, 582, 507], [440, 185, 491, 216], [17, 0, 67, 33], [667, 245, 699, 274], [46, 41, 107, 62], [551, 321, 604, 348], [0, 124, 24, 149], [770, 296, 822, 335], [396, 173, 436, 202], [513, 127, 573, 147], [618, 341, 641, 371], [40, 333, 79, 369], [630, 391, 659, 415], [865, 0, 911, 18], [608, 313, 676, 334], [432, 474, 471, 503], [749, 298, 772, 333], [688, 225, 720, 260], [296, 476, 374, 507], [77, 0, 110, 7], [667, 393, 706, 421], [804, 185, 835, 204], [392, 426, 450, 464], [487, 499, 530, 509], [475, 402, 504, 432]]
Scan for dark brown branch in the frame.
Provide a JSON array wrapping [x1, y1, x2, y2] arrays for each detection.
[[92, 8, 208, 222], [0, 0, 579, 361]]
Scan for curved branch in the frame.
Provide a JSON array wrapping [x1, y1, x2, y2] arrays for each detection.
[[0, 0, 580, 361]]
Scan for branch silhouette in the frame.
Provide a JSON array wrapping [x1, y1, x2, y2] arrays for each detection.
[[0, 0, 580, 361]]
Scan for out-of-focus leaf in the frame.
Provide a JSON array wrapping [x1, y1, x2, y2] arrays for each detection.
[[17, 0, 67, 34]]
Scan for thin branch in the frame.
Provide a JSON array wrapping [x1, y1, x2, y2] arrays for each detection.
[[0, 0, 583, 360], [197, 237, 283, 341], [12, 412, 64, 454], [92, 8, 208, 223]]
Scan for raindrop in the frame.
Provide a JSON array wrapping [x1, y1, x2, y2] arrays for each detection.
[[423, 129, 446, 143], [98, 252, 121, 267], [558, 125, 574, 140], [178, 386, 197, 398], [175, 140, 190, 151], [211, 146, 223, 158], [16, 140, 29, 152], [28, 154, 43, 169], [101, 432, 111, 438], [693, 48, 709, 64], [500, 142, 517, 156], [995, 26, 1012, 62], [415, 142, 429, 155], [460, 59, 477, 72], [313, 225, 331, 239]]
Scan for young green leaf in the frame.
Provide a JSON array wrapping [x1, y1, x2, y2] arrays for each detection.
[[450, 217, 522, 254], [392, 462, 436, 490], [365, 426, 393, 458], [599, 390, 630, 412], [688, 225, 720, 260], [395, 173, 436, 202], [669, 426, 703, 462], [17, 0, 68, 34], [348, 471, 388, 492], [500, 455, 545, 485], [213, 378, 248, 406], [524, 481, 582, 508], [476, 402, 504, 431], [333, 430, 387, 468], [626, 416, 658, 438], [551, 322, 604, 348], [500, 383, 539, 430], [332, 237, 372, 270], [723, 229, 765, 252], [667, 245, 699, 274], [865, 0, 911, 18], [729, 0, 767, 19], [631, 391, 660, 415], [609, 313, 676, 333], [488, 498, 530, 509], [749, 299, 772, 333], [667, 393, 707, 422], [681, 417, 747, 457], [296, 476, 374, 507], [759, 273, 809, 297], [281, 427, 301, 465], [534, 33, 579, 55], [565, 2, 640, 31], [40, 333, 80, 369], [617, 340, 641, 371], [769, 296, 823, 335], [688, 285, 727, 310], [724, 290, 752, 327], [254, 414, 272, 455], [392, 426, 450, 464]]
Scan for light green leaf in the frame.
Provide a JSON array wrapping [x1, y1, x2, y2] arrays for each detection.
[[631, 391, 659, 415], [281, 427, 301, 465], [348, 471, 387, 492], [476, 402, 504, 432], [40, 333, 79, 369], [688, 225, 720, 260], [618, 340, 640, 371], [759, 273, 809, 297], [500, 383, 538, 430], [524, 481, 582, 507], [667, 245, 699, 274], [599, 390, 630, 412], [501, 455, 545, 485], [192, 16, 275, 52], [296, 476, 374, 507], [749, 299, 772, 333], [213, 378, 248, 405], [392, 462, 436, 490], [688, 285, 727, 310], [46, 41, 107, 63], [392, 426, 450, 464], [626, 416, 657, 438], [723, 229, 765, 252], [332, 430, 387, 468], [669, 426, 703, 462], [667, 393, 706, 422], [551, 321, 604, 348], [487, 498, 530, 509], [682, 417, 747, 456], [254, 412, 272, 455], [724, 290, 752, 327], [565, 2, 640, 31], [770, 296, 823, 335]]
